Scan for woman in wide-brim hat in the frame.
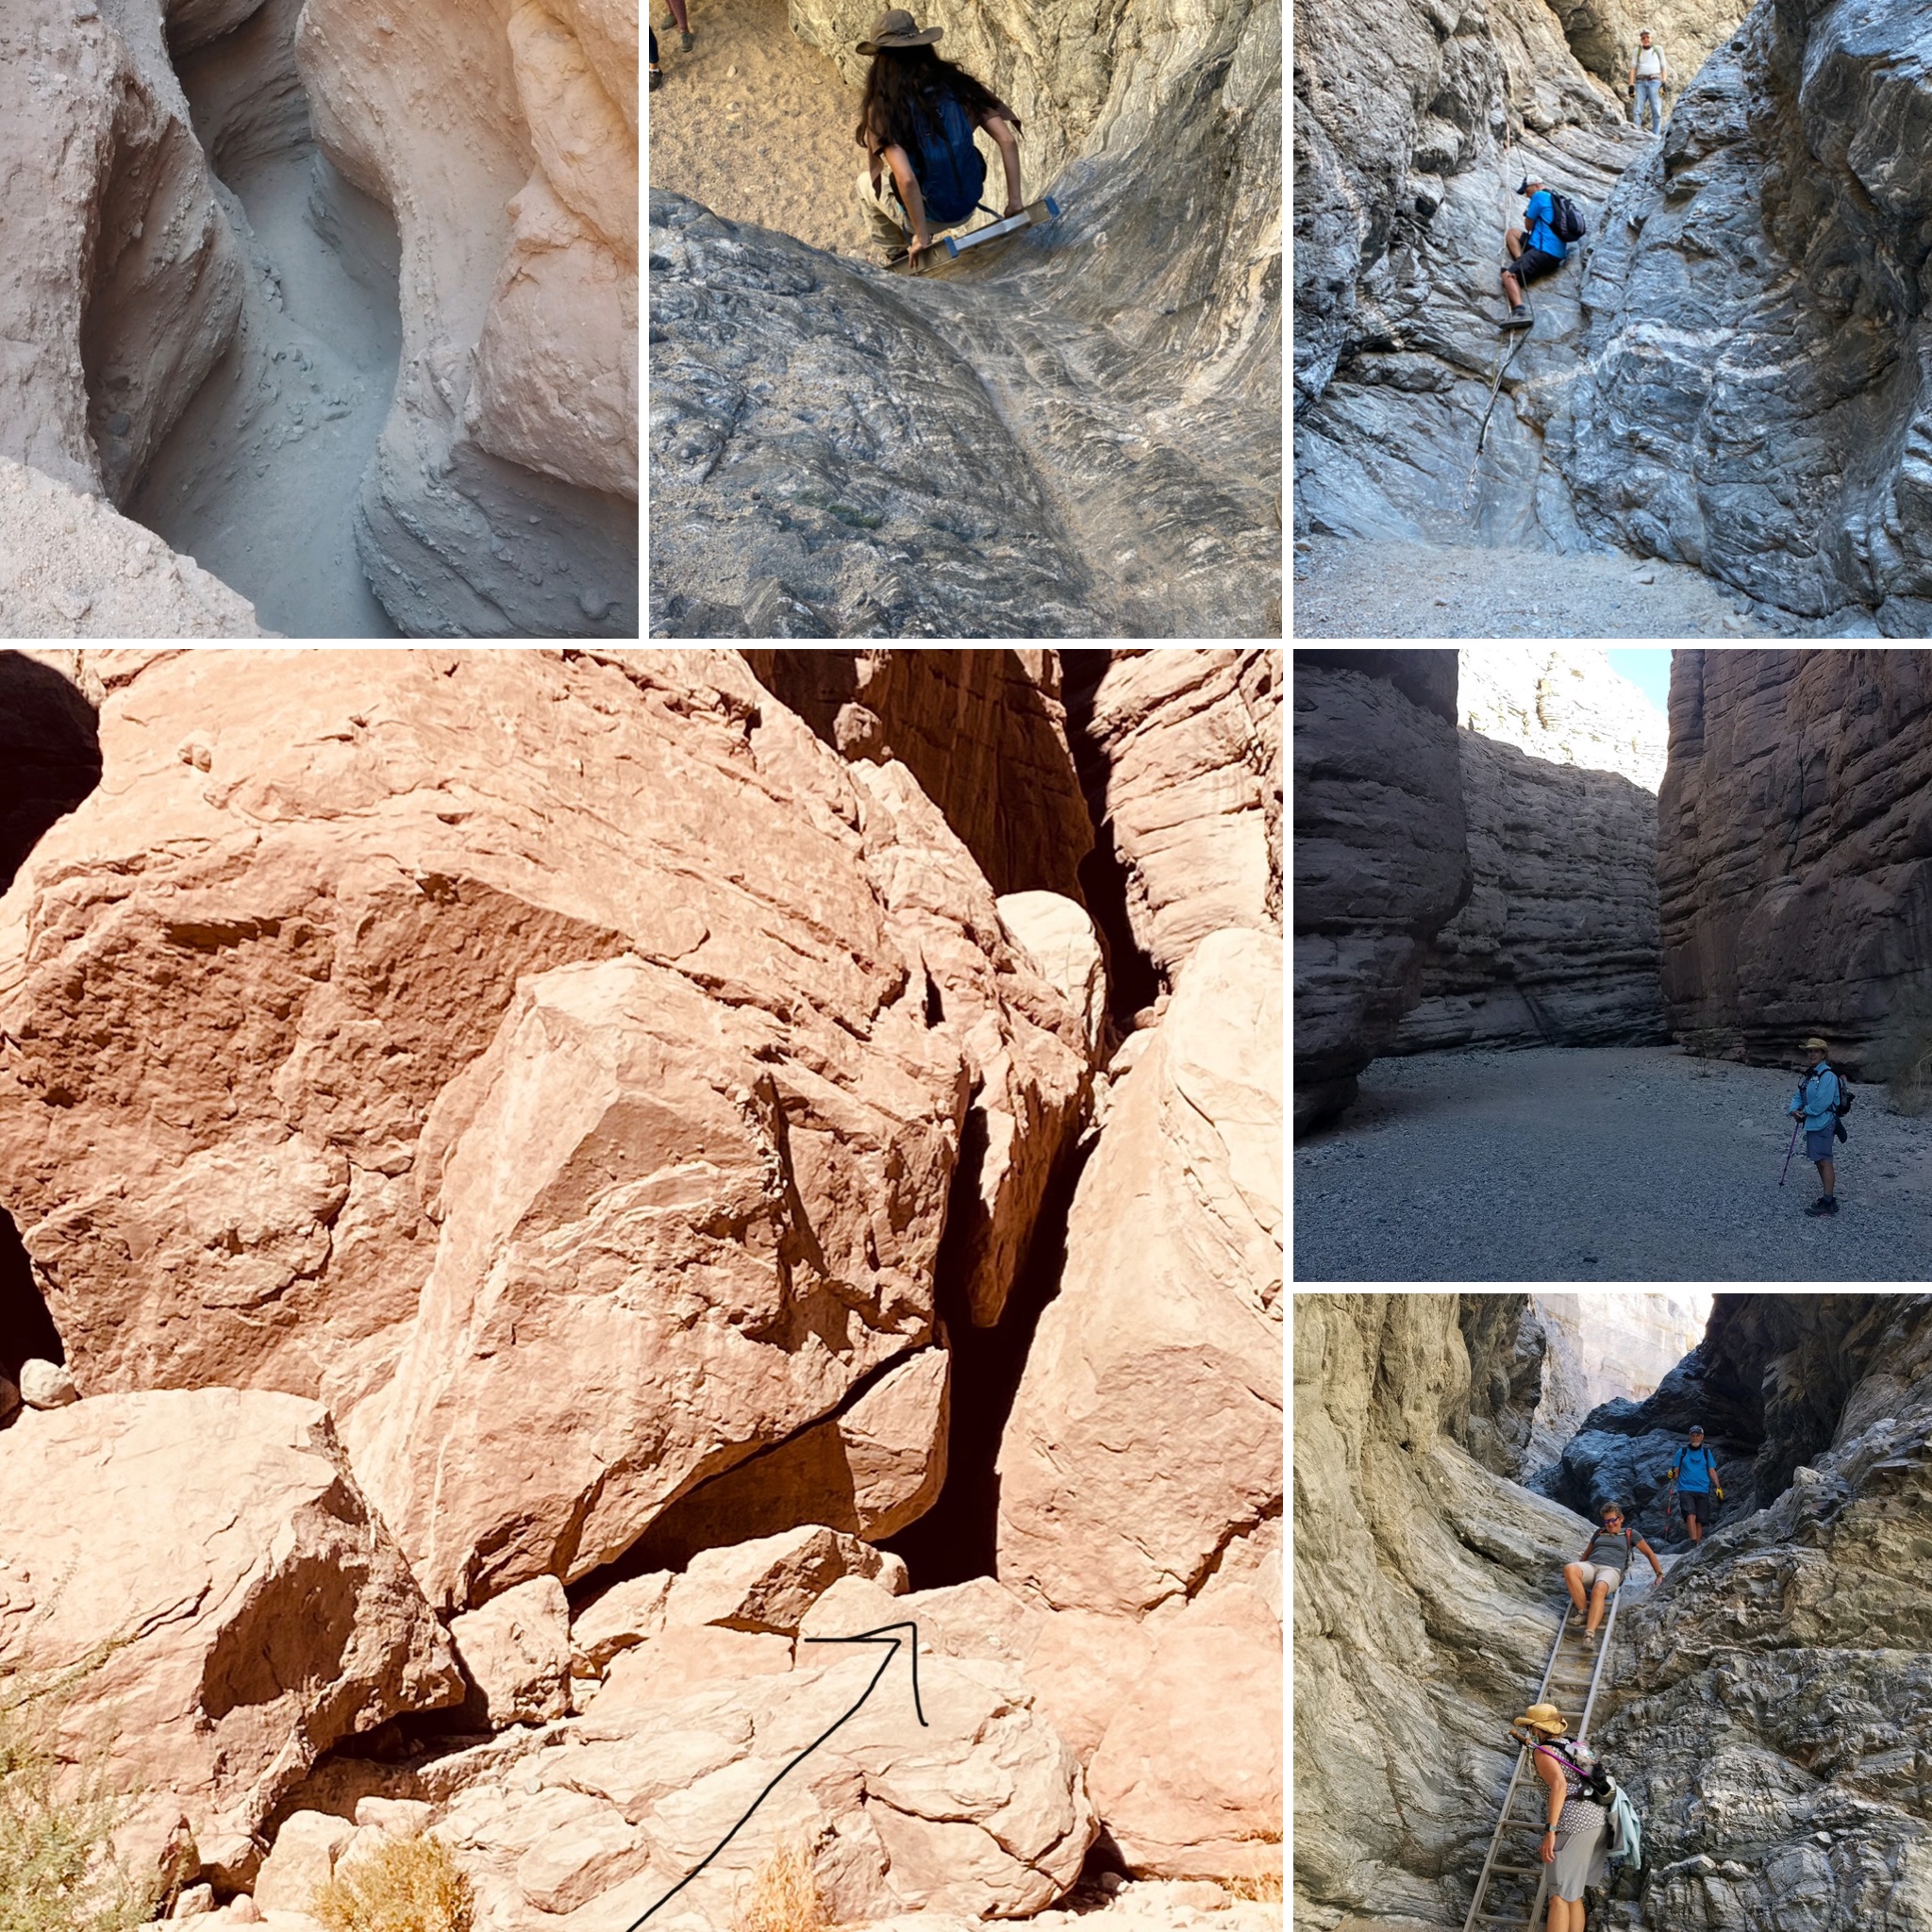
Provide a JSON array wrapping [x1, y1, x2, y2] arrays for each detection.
[[852, 8, 1026, 263], [1514, 1704, 1610, 1932]]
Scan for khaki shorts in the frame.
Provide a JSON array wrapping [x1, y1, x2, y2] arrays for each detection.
[[1574, 1561, 1623, 1592], [855, 167, 970, 251]]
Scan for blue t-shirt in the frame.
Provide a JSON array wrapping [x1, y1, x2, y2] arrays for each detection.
[[1791, 1063, 1842, 1128], [1677, 1444, 1717, 1493], [1524, 190, 1567, 261]]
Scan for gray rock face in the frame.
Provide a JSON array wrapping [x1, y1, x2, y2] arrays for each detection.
[[651, 0, 1280, 639], [1293, 651, 1470, 1133], [1393, 727, 1666, 1052], [1596, 1294, 1932, 1932], [1525, 1291, 1709, 1476], [1563, 0, 1932, 628], [1292, 1293, 1597, 1932], [1458, 1292, 1547, 1476], [1659, 649, 1932, 1076]]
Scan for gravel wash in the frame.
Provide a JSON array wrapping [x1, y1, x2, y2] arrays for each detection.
[[1294, 1045, 1932, 1282]]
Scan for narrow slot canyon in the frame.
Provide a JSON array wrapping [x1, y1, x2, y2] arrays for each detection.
[[117, 0, 402, 637]]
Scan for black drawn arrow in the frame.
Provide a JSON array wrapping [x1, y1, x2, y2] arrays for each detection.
[[625, 1619, 928, 1927]]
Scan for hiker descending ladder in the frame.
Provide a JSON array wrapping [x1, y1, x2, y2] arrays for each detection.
[[1459, 1585, 1624, 1932]]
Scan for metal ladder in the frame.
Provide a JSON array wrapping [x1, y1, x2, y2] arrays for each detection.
[[1460, 1585, 1624, 1932]]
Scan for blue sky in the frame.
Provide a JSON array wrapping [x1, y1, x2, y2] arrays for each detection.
[[1606, 648, 1671, 714]]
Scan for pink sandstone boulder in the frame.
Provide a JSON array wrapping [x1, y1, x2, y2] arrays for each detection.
[[0, 1389, 460, 1876], [0, 650, 1086, 1609], [589, 1625, 794, 1708], [447, 1575, 572, 1729], [998, 891, 1109, 1063], [997, 925, 1283, 1616]]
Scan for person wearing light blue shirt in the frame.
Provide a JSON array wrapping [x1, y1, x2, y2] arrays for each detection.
[[1667, 1425, 1722, 1543], [1789, 1035, 1843, 1217]]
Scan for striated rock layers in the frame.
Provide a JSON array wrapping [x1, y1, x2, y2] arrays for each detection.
[[1293, 649, 1469, 1133], [1392, 725, 1666, 1052], [1659, 649, 1932, 1074], [0, 651, 1089, 1611], [1292, 1293, 1596, 1930], [0, 1389, 461, 1882], [651, 0, 1279, 639], [298, 0, 639, 635], [1562, 0, 1932, 629], [1456, 646, 1668, 792]]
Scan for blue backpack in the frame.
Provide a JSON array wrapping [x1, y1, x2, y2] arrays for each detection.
[[908, 92, 986, 225]]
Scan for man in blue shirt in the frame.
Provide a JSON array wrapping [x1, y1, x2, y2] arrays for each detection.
[[1499, 176, 1567, 330], [1667, 1424, 1723, 1544], [1789, 1036, 1843, 1216]]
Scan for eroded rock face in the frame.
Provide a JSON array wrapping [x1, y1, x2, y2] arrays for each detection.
[[741, 650, 1094, 901], [1292, 650, 1469, 1132], [653, 0, 1279, 639], [0, 651, 1085, 1610], [998, 926, 1282, 1619], [296, 0, 637, 636], [1291, 1293, 1595, 1930], [1595, 1295, 1932, 1931], [1457, 645, 1668, 791], [1563, 0, 1932, 628], [1071, 651, 1282, 988], [1392, 726, 1666, 1053], [0, 0, 243, 505], [0, 1389, 460, 1878], [1658, 649, 1932, 1072]]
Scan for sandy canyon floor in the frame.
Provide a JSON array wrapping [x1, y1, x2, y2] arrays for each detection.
[[1295, 1045, 1932, 1282]]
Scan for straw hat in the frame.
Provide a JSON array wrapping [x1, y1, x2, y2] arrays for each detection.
[[858, 8, 942, 51], [1804, 1036, 1829, 1052], [1516, 1703, 1568, 1737]]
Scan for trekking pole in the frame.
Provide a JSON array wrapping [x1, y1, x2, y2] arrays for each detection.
[[1778, 1114, 1800, 1186]]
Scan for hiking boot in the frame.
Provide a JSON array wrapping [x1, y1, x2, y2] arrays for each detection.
[[649, 64, 662, 87], [1500, 303, 1534, 330], [680, 27, 694, 47], [1804, 1196, 1832, 1216], [1824, 1194, 1840, 1214]]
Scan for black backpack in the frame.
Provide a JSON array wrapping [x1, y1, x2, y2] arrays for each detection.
[[1546, 192, 1588, 244], [1544, 1738, 1615, 1805]]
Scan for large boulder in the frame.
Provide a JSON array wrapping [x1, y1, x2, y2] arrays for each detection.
[[1292, 651, 1468, 1131], [448, 1576, 572, 1729], [294, 0, 637, 635], [0, 651, 1086, 1609], [0, 1389, 461, 1877], [998, 925, 1282, 1618], [420, 1651, 1095, 1927]]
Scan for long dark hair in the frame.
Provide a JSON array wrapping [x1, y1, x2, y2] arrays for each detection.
[[855, 44, 1020, 156]]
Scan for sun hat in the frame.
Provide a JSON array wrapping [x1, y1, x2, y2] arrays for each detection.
[[1516, 1703, 1568, 1737], [858, 8, 942, 51], [1804, 1036, 1829, 1051]]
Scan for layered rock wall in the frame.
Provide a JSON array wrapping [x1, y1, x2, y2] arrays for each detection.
[[1293, 649, 1470, 1131], [1562, 0, 1932, 628], [1659, 648, 1932, 1074]]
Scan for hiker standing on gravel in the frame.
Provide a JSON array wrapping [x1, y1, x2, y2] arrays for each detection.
[[1562, 1502, 1663, 1637], [1667, 1424, 1723, 1545], [852, 8, 1024, 265], [1513, 1704, 1610, 1932], [1498, 177, 1567, 330], [1628, 31, 1670, 134], [1790, 1036, 1845, 1217]]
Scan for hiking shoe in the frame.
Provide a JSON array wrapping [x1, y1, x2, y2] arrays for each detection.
[[1500, 303, 1534, 330], [1804, 1196, 1832, 1216], [1824, 1194, 1840, 1214], [680, 27, 694, 47], [649, 64, 662, 87]]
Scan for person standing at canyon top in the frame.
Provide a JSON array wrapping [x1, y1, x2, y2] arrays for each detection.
[[1627, 30, 1670, 134], [852, 9, 1025, 264], [1790, 1037, 1846, 1217], [1562, 1502, 1663, 1636], [1667, 1424, 1723, 1544], [1497, 177, 1567, 330]]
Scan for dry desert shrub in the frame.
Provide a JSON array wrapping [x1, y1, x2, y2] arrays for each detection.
[[732, 1834, 829, 1932], [0, 1657, 159, 1932], [310, 1835, 475, 1932], [1224, 1870, 1285, 1902]]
